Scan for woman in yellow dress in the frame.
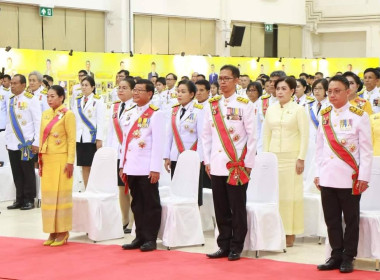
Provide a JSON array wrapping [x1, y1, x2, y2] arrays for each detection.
[[263, 76, 309, 247], [39, 85, 76, 246], [371, 112, 380, 156]]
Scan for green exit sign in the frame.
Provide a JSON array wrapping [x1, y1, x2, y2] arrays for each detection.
[[39, 7, 53, 17], [265, 24, 273, 33]]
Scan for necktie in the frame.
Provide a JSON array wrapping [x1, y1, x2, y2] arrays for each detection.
[[180, 108, 186, 119], [83, 96, 88, 108], [119, 102, 125, 118], [296, 99, 300, 104], [317, 102, 322, 115]]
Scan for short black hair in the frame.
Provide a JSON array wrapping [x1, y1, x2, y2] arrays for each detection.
[[195, 79, 211, 91], [166, 73, 178, 80], [78, 70, 87, 75], [247, 81, 263, 98], [50, 85, 66, 102], [315, 72, 324, 77], [240, 74, 250, 78], [312, 78, 329, 93], [81, 76, 96, 93], [156, 77, 166, 86], [270, 71, 286, 78], [120, 77, 136, 89], [136, 79, 155, 98], [274, 76, 297, 92], [296, 78, 308, 88], [329, 75, 350, 89], [118, 70, 130, 77], [299, 72, 309, 78], [220, 65, 240, 78], [14, 74, 27, 85], [260, 74, 269, 82], [197, 74, 206, 80], [211, 81, 219, 90], [364, 68, 380, 79], [181, 76, 189, 80], [342, 71, 362, 88], [42, 80, 50, 89], [178, 80, 196, 99], [43, 75, 54, 83], [3, 74, 11, 81]]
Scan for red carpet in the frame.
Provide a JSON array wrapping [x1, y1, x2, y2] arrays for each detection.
[[0, 237, 378, 280]]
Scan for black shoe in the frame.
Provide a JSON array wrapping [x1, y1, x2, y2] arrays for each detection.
[[20, 202, 35, 210], [122, 238, 143, 250], [7, 202, 23, 210], [140, 241, 157, 252], [124, 228, 132, 234], [228, 251, 241, 261], [340, 259, 354, 273], [206, 249, 229, 259], [317, 257, 342, 271]]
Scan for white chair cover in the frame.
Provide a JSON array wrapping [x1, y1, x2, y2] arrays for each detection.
[[0, 133, 14, 201], [357, 156, 380, 259], [158, 150, 205, 247], [72, 147, 124, 242], [245, 152, 286, 252], [158, 160, 171, 199], [200, 188, 215, 231]]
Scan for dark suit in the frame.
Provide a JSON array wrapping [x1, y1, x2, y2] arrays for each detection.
[[209, 73, 218, 83], [148, 72, 159, 80]]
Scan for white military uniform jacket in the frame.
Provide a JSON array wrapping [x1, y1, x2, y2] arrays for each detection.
[[362, 87, 380, 113], [105, 98, 135, 159], [119, 103, 165, 176], [256, 94, 278, 153], [5, 91, 41, 150], [73, 93, 105, 143], [293, 94, 313, 107], [70, 83, 82, 110], [164, 100, 205, 162], [0, 86, 11, 130], [202, 93, 257, 176], [315, 103, 373, 189], [32, 85, 49, 113], [306, 97, 330, 142]]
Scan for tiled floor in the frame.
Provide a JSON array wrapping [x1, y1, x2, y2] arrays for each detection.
[[0, 201, 377, 272]]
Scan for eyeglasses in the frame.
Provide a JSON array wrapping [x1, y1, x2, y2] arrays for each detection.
[[218, 77, 234, 82], [327, 89, 345, 95], [132, 89, 147, 93]]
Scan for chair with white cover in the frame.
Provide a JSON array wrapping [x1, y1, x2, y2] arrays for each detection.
[[72, 147, 124, 242], [158, 160, 171, 199], [158, 150, 205, 248], [0, 131, 16, 202], [357, 156, 380, 270], [245, 152, 286, 256], [200, 188, 215, 231]]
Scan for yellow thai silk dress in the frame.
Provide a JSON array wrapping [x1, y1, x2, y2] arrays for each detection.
[[39, 105, 76, 233], [263, 101, 309, 235], [371, 113, 380, 156]]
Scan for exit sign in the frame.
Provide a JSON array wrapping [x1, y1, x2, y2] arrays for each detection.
[[39, 7, 53, 17], [265, 24, 273, 33]]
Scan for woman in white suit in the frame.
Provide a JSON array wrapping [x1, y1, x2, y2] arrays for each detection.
[[164, 80, 204, 205], [303, 79, 330, 191], [73, 75, 105, 188]]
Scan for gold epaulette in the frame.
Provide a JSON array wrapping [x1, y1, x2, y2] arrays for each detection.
[[194, 103, 203, 109], [349, 106, 364, 116], [237, 96, 249, 104], [149, 104, 159, 111], [24, 92, 34, 99], [320, 105, 332, 115], [261, 94, 271, 100], [126, 104, 136, 111], [354, 97, 366, 102], [76, 94, 83, 99], [113, 100, 121, 104], [209, 95, 222, 103], [306, 96, 315, 101], [3, 87, 10, 91], [93, 94, 101, 99], [9, 94, 15, 99], [41, 88, 48, 94], [172, 103, 180, 108], [357, 88, 365, 97]]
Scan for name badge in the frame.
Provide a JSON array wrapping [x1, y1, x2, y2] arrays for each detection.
[[340, 119, 352, 131]]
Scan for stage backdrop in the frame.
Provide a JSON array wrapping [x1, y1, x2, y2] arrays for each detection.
[[1, 48, 378, 102]]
